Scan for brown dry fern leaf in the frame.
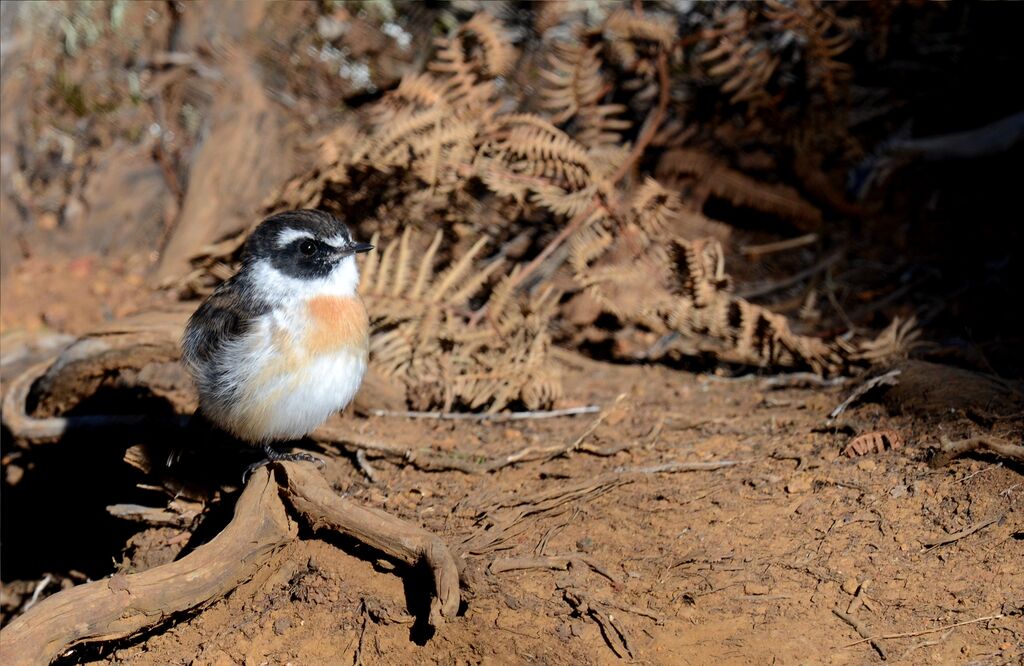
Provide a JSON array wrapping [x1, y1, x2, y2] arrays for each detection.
[[844, 316, 923, 365], [539, 42, 631, 148], [843, 429, 903, 457], [763, 0, 857, 102], [657, 148, 822, 231], [429, 12, 517, 108], [602, 8, 675, 77], [360, 229, 561, 412], [698, 5, 780, 109]]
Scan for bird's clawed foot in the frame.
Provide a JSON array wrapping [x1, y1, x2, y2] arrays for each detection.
[[243, 444, 325, 483]]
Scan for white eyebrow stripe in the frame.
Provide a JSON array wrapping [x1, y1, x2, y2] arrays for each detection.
[[276, 228, 316, 247], [324, 234, 349, 247]]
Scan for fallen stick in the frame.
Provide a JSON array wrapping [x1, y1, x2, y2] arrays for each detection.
[[561, 587, 633, 659], [842, 613, 1005, 648], [614, 460, 747, 474], [368, 405, 601, 421], [489, 553, 620, 584], [828, 369, 901, 419], [741, 233, 819, 257], [931, 435, 1024, 468], [921, 514, 1003, 552], [832, 607, 888, 660]]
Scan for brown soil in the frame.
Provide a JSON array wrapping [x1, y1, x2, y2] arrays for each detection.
[[2, 3, 1022, 664], [3, 261, 1020, 664]]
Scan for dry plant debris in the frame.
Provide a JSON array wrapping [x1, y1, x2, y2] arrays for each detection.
[[170, 4, 916, 410], [843, 429, 903, 457]]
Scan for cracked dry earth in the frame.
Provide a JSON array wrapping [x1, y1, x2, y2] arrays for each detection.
[[39, 357, 1019, 665]]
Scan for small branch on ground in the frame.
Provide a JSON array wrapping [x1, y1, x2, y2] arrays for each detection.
[[614, 460, 747, 474], [829, 369, 901, 419], [930, 435, 1024, 468], [921, 514, 1003, 553], [832, 607, 888, 660], [368, 405, 601, 421], [489, 553, 620, 584], [842, 613, 1005, 648]]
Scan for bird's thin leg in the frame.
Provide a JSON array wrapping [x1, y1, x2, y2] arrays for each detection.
[[243, 442, 325, 482]]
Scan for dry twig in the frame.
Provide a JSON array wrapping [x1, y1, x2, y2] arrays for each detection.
[[368, 406, 600, 421], [829, 369, 901, 419], [842, 613, 1005, 648], [931, 435, 1024, 468], [921, 514, 1003, 552], [490, 553, 620, 584], [832, 607, 888, 660]]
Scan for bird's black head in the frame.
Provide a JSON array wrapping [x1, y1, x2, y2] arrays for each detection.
[[242, 210, 373, 281]]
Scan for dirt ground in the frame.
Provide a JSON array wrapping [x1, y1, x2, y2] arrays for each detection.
[[2, 2, 1023, 664], [2, 263, 1021, 665]]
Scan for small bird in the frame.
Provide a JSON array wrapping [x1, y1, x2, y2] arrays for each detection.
[[181, 209, 373, 471]]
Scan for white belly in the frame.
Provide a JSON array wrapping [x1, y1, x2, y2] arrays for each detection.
[[244, 349, 366, 441], [204, 310, 368, 443]]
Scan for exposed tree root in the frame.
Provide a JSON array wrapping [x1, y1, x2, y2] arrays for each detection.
[[930, 435, 1024, 468], [0, 463, 461, 665]]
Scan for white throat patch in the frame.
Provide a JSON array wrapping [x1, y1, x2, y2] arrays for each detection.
[[250, 255, 360, 304]]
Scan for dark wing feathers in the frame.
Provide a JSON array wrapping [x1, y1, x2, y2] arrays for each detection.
[[181, 276, 269, 373]]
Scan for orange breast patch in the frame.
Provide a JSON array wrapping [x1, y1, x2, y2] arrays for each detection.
[[305, 295, 369, 355]]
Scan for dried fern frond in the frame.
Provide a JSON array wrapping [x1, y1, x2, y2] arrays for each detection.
[[846, 316, 923, 364], [430, 12, 517, 108], [477, 114, 604, 197], [696, 0, 857, 111], [602, 8, 675, 77], [763, 0, 857, 101], [843, 429, 903, 457], [540, 42, 605, 122], [359, 231, 561, 412], [697, 5, 779, 109], [657, 148, 822, 230], [539, 42, 631, 148], [661, 234, 843, 372]]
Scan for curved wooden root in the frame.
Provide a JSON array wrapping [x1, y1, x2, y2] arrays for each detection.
[[0, 467, 294, 666], [0, 463, 462, 665], [1, 360, 187, 444], [277, 462, 462, 625], [931, 434, 1024, 468]]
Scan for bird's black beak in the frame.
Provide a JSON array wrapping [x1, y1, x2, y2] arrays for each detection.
[[331, 241, 374, 259]]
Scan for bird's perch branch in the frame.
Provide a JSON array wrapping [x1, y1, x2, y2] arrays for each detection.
[[0, 462, 463, 665]]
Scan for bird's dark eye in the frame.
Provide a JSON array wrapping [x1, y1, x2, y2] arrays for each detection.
[[299, 240, 317, 256]]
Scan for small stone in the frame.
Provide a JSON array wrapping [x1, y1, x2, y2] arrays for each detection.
[[744, 583, 769, 595], [575, 537, 594, 553], [273, 617, 291, 635], [786, 475, 813, 494], [37, 212, 58, 231], [889, 484, 907, 499], [841, 577, 859, 595], [795, 498, 817, 515], [5, 465, 24, 485]]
